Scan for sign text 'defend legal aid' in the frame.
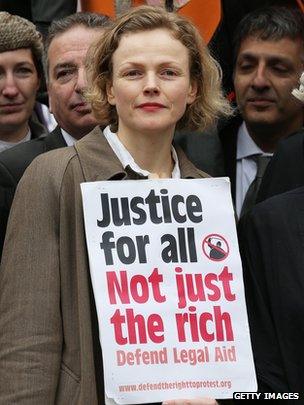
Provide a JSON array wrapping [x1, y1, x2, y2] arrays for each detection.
[[81, 178, 257, 404]]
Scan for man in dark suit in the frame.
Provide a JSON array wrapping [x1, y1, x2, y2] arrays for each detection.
[[176, 6, 304, 219], [0, 12, 111, 258], [257, 129, 304, 203], [238, 186, 304, 396], [220, 6, 304, 218]]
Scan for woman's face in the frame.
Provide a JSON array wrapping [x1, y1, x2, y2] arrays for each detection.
[[0, 48, 39, 135], [107, 28, 197, 138]]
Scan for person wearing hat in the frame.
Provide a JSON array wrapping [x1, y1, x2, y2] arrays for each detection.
[[0, 12, 110, 259], [0, 11, 46, 153]]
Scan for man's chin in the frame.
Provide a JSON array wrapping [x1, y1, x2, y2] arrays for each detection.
[[243, 108, 279, 126], [244, 116, 287, 140], [74, 113, 98, 127]]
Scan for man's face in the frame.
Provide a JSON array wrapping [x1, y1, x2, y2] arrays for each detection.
[[234, 36, 304, 133], [0, 48, 39, 138], [48, 25, 102, 139]]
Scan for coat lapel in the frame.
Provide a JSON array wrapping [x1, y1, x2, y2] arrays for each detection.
[[43, 126, 67, 150], [218, 115, 242, 202], [74, 127, 126, 182], [74, 126, 209, 182]]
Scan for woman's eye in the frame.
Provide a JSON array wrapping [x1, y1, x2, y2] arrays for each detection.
[[161, 69, 177, 77], [124, 70, 141, 77], [16, 67, 33, 76]]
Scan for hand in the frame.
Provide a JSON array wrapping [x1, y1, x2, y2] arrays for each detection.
[[162, 399, 219, 405]]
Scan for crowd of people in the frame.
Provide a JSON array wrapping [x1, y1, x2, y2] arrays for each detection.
[[0, 2, 303, 405]]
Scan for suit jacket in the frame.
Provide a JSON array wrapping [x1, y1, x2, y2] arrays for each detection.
[[173, 127, 226, 177], [0, 126, 66, 259], [238, 187, 304, 395], [0, 127, 208, 404], [257, 129, 304, 203], [29, 113, 48, 139], [218, 115, 242, 203], [174, 115, 241, 203]]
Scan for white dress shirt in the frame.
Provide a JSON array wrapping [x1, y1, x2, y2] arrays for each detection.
[[61, 128, 77, 146], [103, 125, 181, 178]]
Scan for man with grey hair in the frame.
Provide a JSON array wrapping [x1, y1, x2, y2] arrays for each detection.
[[0, 11, 46, 152], [0, 12, 110, 258]]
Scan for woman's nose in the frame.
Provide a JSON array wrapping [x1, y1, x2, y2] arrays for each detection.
[[143, 73, 160, 95], [1, 73, 19, 98]]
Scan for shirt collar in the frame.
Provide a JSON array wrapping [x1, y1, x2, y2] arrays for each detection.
[[103, 125, 180, 178], [61, 128, 77, 146], [237, 121, 265, 160], [25, 128, 31, 140]]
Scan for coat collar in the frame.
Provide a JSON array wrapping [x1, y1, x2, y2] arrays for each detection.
[[74, 126, 208, 182], [29, 115, 47, 139], [43, 126, 67, 150]]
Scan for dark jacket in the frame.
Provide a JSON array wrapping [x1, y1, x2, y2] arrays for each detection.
[[257, 129, 304, 203], [238, 187, 304, 398], [173, 127, 226, 177], [0, 126, 66, 259], [174, 115, 242, 205], [218, 115, 242, 204], [29, 114, 48, 139]]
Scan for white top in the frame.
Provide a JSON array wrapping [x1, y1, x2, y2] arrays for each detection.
[[236, 122, 272, 217], [61, 128, 77, 146], [36, 103, 57, 132], [103, 125, 180, 178], [0, 129, 31, 153]]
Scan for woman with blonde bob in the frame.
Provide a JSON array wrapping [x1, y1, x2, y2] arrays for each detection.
[[87, 5, 231, 136], [0, 5, 231, 405]]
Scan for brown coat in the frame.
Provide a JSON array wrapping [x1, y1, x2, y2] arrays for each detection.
[[0, 127, 208, 405]]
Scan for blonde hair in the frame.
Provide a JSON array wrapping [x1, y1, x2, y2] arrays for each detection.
[[86, 5, 232, 132]]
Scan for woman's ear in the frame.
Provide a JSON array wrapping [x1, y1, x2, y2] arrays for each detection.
[[187, 80, 198, 105], [107, 82, 116, 106]]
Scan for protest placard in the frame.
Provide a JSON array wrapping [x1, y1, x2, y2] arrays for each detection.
[[81, 178, 257, 404]]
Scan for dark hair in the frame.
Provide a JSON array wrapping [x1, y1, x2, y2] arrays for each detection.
[[44, 12, 111, 79], [233, 6, 304, 64]]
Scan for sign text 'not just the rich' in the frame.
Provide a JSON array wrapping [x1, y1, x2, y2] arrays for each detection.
[[81, 179, 257, 404]]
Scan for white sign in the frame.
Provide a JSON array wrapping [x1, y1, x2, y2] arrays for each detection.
[[81, 178, 257, 404]]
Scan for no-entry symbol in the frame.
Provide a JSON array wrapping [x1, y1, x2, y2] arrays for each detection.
[[202, 234, 229, 261]]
